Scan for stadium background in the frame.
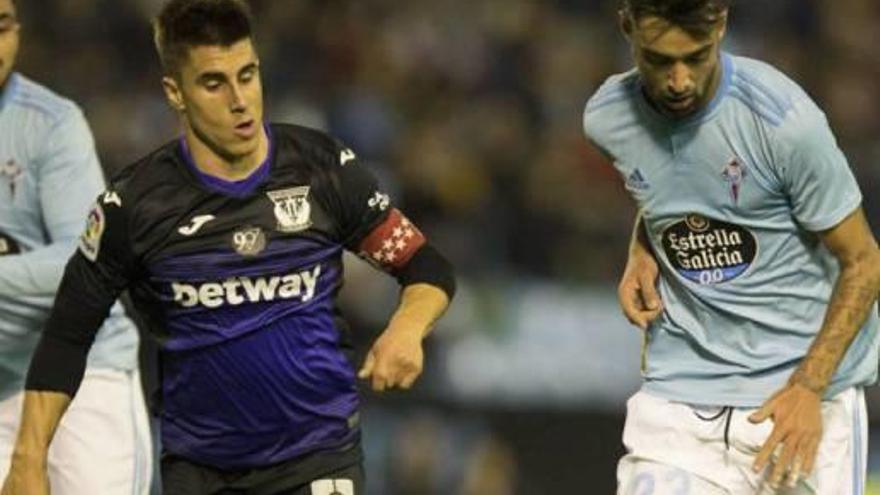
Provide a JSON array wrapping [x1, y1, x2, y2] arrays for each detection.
[[13, 0, 880, 493]]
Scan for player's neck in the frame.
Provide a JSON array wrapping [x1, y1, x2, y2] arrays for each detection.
[[183, 125, 270, 182], [0, 73, 15, 99]]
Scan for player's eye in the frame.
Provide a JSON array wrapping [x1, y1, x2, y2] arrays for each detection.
[[203, 80, 223, 91], [644, 53, 673, 67], [686, 50, 711, 64]]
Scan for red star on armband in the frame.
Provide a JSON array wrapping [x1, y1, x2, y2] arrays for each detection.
[[358, 208, 426, 271]]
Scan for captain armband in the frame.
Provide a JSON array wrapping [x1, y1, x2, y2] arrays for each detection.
[[357, 208, 426, 271], [356, 209, 455, 300]]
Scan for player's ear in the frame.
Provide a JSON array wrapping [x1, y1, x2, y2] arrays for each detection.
[[161, 75, 185, 112], [619, 10, 634, 40], [715, 10, 729, 41]]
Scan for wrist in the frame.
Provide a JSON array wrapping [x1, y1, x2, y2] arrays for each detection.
[[386, 313, 431, 340], [11, 448, 48, 468], [789, 370, 829, 396]]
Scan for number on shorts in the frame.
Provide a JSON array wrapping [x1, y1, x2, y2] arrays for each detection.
[[666, 469, 691, 495], [631, 473, 655, 495], [310, 479, 355, 495]]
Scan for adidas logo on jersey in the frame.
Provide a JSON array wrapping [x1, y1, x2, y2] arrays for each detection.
[[171, 265, 321, 308], [625, 168, 649, 191]]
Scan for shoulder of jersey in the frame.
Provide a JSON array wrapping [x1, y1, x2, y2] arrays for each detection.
[[583, 69, 641, 147], [8, 74, 81, 124], [726, 55, 813, 127], [584, 69, 640, 116], [103, 140, 183, 208], [270, 123, 358, 170]]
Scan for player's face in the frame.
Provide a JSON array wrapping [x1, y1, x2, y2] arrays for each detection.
[[164, 38, 263, 161], [0, 0, 20, 88], [625, 14, 727, 118]]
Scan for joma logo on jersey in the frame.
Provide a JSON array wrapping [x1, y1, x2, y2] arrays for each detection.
[[171, 265, 321, 308]]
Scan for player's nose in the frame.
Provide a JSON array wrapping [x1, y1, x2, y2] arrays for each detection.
[[228, 82, 247, 113], [667, 62, 693, 95]]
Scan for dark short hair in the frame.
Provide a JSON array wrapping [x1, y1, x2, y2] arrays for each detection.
[[153, 0, 254, 75], [623, 0, 730, 37]]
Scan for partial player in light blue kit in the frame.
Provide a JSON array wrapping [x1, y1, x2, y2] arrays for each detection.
[[583, 0, 880, 493], [0, 0, 152, 493]]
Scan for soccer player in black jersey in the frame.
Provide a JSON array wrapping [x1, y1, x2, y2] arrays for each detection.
[[1, 1, 454, 494]]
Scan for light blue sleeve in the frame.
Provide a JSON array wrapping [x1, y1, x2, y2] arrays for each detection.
[[0, 107, 105, 296], [777, 100, 863, 232]]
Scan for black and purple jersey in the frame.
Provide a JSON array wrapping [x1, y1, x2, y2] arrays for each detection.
[[47, 124, 430, 469]]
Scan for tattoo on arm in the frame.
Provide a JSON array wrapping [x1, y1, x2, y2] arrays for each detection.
[[790, 264, 880, 394]]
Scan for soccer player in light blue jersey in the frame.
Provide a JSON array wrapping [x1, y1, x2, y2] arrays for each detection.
[[584, 0, 880, 493], [0, 0, 151, 493]]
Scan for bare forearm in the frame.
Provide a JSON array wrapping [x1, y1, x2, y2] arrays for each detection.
[[629, 212, 651, 255], [790, 252, 880, 394], [10, 391, 71, 465], [389, 283, 450, 339]]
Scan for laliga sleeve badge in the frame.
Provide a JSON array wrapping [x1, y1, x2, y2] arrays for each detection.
[[78, 202, 106, 262], [267, 186, 312, 233]]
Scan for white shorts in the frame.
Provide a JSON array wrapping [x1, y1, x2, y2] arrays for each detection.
[[618, 389, 867, 495], [0, 369, 153, 495]]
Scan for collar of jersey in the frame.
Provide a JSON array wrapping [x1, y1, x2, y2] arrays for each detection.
[[178, 123, 274, 198], [636, 51, 734, 129], [0, 72, 21, 113]]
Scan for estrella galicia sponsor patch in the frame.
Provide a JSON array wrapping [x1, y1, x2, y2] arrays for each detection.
[[0, 231, 21, 256], [661, 214, 757, 285], [78, 203, 105, 262]]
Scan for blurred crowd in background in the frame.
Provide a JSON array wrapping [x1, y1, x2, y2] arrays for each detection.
[[12, 0, 880, 493]]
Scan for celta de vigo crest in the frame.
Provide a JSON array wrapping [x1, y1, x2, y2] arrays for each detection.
[[267, 186, 313, 233]]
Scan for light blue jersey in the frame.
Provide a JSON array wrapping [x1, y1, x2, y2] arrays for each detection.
[[0, 73, 138, 399], [583, 53, 879, 407]]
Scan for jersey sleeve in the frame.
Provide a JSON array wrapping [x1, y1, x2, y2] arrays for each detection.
[[25, 189, 138, 395], [319, 139, 455, 298], [583, 103, 615, 162], [776, 100, 863, 232], [327, 145, 393, 247], [321, 143, 425, 267], [0, 105, 105, 297]]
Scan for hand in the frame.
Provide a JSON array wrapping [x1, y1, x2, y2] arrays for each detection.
[[618, 243, 663, 330], [2, 457, 50, 495], [749, 383, 823, 490], [358, 324, 425, 392]]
